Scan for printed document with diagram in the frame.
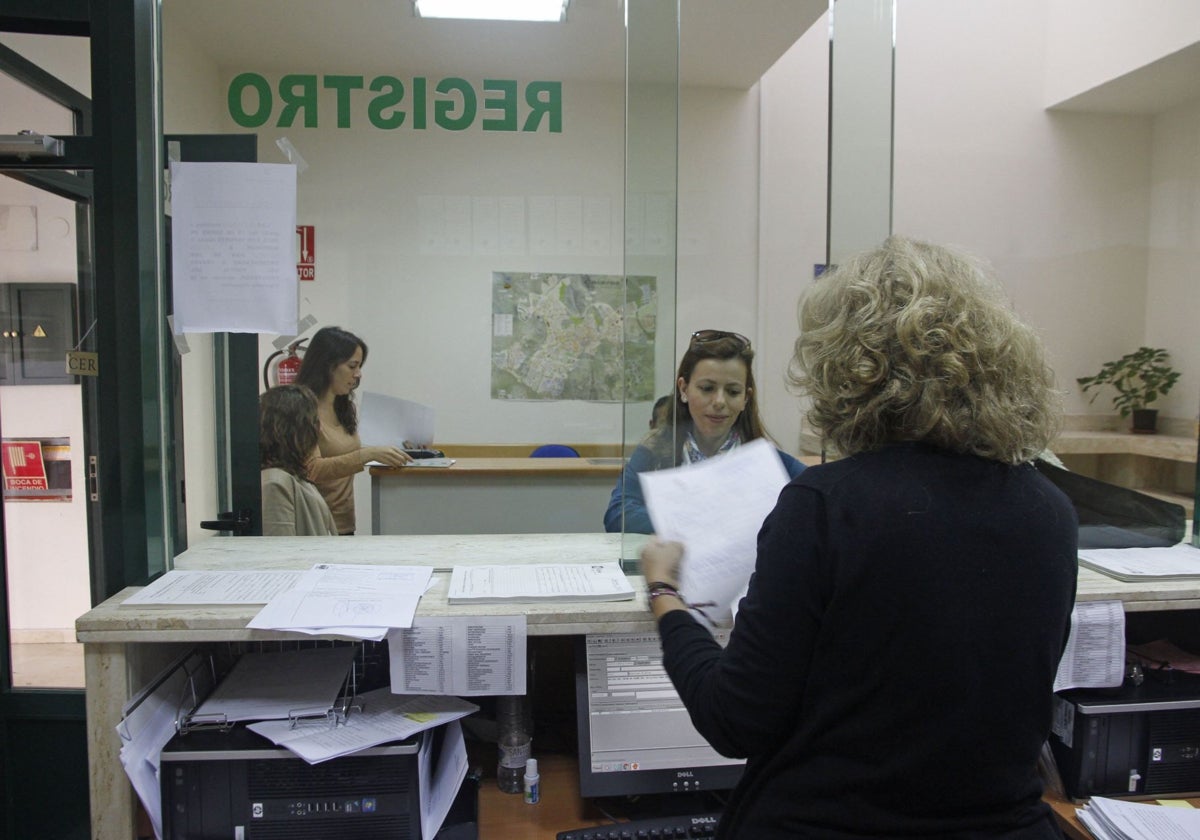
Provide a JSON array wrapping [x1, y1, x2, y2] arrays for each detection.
[[248, 563, 433, 639]]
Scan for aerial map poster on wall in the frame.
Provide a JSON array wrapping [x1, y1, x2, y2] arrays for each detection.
[[491, 272, 657, 402]]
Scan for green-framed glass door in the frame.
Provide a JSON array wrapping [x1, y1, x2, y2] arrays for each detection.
[[0, 34, 93, 840]]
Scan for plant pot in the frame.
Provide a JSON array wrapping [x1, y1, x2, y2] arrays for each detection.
[[1130, 408, 1158, 434]]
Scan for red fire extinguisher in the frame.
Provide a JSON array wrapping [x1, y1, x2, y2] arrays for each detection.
[[263, 340, 306, 389]]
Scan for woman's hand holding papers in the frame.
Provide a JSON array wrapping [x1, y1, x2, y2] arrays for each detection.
[[642, 538, 683, 588], [641, 538, 688, 620], [363, 445, 412, 468]]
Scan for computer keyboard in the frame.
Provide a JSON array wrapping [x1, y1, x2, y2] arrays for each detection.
[[556, 811, 721, 840]]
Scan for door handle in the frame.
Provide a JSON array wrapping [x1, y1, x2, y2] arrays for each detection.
[[199, 509, 253, 534]]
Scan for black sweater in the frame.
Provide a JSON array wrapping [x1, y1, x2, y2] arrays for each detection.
[[660, 443, 1078, 839]]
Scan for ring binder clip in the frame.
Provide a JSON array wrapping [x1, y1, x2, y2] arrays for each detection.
[[179, 712, 231, 735], [174, 651, 224, 733], [180, 645, 360, 732]]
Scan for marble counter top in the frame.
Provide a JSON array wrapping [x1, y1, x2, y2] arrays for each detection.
[[370, 457, 621, 478], [800, 428, 1198, 463], [1076, 565, 1200, 611], [169, 532, 638, 572], [1051, 430, 1197, 462], [77, 532, 1200, 646], [77, 533, 656, 643]]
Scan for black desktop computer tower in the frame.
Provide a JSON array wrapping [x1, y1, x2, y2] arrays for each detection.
[[1049, 675, 1200, 800], [160, 725, 477, 840]]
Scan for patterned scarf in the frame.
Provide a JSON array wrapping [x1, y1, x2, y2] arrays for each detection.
[[681, 429, 742, 465]]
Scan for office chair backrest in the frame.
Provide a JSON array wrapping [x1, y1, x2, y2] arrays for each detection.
[[530, 444, 580, 458]]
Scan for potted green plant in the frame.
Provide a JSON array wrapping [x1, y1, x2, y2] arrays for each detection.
[[1077, 346, 1181, 434]]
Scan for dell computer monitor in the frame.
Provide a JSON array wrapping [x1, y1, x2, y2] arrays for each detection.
[[575, 631, 744, 798]]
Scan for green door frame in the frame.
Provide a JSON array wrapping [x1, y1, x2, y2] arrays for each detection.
[[0, 1, 169, 837], [90, 0, 179, 592], [0, 31, 94, 840]]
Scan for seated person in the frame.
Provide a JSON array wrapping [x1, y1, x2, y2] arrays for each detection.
[[649, 393, 673, 430], [259, 384, 337, 536], [604, 330, 806, 533]]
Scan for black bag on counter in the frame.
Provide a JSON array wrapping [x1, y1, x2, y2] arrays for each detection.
[[1034, 458, 1187, 549]]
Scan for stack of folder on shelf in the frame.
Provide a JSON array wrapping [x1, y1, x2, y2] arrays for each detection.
[[1077, 796, 1200, 839]]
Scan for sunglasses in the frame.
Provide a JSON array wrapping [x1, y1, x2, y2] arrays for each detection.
[[690, 329, 751, 349]]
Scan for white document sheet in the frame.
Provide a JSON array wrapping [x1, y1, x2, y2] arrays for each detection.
[[170, 161, 298, 335], [1078, 795, 1200, 839], [359, 391, 437, 449], [420, 718, 470, 840], [121, 569, 303, 606], [117, 650, 209, 840], [446, 563, 634, 604], [1053, 600, 1126, 692], [1079, 543, 1200, 581], [387, 615, 528, 695], [193, 646, 357, 725], [247, 563, 433, 634], [639, 438, 790, 623], [247, 686, 476, 764]]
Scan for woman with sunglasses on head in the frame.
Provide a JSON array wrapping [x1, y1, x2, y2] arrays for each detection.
[[603, 329, 806, 534], [294, 326, 411, 535], [259, 384, 337, 536], [641, 237, 1077, 839]]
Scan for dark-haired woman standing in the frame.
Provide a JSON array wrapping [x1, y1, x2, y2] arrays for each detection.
[[294, 326, 410, 535]]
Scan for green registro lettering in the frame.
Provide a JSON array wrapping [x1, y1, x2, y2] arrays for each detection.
[[227, 72, 562, 133]]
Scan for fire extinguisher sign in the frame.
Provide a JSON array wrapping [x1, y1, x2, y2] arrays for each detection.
[[297, 225, 315, 281]]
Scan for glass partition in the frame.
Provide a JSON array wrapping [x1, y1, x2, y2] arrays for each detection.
[[827, 0, 894, 264], [620, 0, 678, 561], [162, 0, 632, 538], [156, 2, 1197, 546], [160, 1, 827, 543]]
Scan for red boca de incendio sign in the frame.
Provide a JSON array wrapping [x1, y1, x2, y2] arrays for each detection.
[[3, 441, 48, 492]]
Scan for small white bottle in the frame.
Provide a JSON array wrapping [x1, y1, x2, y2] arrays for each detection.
[[523, 757, 540, 804]]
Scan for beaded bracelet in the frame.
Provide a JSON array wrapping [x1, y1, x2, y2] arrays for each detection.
[[646, 581, 682, 602]]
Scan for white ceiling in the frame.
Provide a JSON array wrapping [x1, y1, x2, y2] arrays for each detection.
[[163, 0, 826, 89]]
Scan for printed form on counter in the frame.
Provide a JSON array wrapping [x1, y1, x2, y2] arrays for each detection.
[[1053, 600, 1126, 692], [445, 562, 634, 604], [387, 615, 528, 696]]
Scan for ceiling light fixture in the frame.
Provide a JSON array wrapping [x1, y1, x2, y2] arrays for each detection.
[[414, 0, 568, 22]]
